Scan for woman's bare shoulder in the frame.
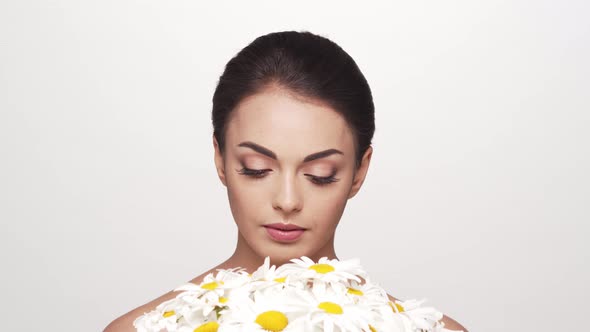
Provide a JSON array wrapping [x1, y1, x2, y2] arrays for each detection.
[[103, 289, 180, 332], [386, 294, 468, 332], [103, 269, 215, 332]]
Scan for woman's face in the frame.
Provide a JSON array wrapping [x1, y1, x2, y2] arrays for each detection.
[[213, 86, 372, 266]]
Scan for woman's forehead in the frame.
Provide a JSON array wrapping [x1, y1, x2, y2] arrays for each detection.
[[226, 89, 354, 149]]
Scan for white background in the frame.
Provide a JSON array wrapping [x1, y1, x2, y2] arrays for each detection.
[[1, 1, 588, 331]]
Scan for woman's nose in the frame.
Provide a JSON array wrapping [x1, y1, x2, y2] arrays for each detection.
[[272, 172, 303, 215]]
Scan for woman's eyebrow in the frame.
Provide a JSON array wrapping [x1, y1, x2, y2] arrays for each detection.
[[237, 141, 343, 162]]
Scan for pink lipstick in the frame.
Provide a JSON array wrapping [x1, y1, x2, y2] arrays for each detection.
[[263, 223, 306, 242]]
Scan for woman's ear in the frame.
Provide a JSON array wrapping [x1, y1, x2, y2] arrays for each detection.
[[348, 146, 373, 199], [213, 135, 227, 187]]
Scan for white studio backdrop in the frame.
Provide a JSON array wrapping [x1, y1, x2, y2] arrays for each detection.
[[1, 1, 588, 331]]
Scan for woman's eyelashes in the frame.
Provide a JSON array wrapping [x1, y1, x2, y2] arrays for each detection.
[[306, 173, 339, 185], [236, 167, 339, 186], [237, 167, 269, 178]]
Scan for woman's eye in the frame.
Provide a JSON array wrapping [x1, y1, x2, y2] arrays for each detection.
[[237, 167, 270, 178], [306, 174, 340, 186], [237, 167, 339, 185]]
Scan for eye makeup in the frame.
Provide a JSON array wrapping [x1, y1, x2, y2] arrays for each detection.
[[304, 168, 339, 185], [236, 166, 340, 186], [236, 167, 270, 179]]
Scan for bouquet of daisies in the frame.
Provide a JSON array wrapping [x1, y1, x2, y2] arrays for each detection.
[[134, 256, 462, 332]]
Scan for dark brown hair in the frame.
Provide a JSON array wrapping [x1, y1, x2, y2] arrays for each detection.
[[212, 30, 375, 169]]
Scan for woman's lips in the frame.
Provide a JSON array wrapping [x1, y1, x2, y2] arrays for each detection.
[[263, 223, 306, 242], [264, 223, 305, 230]]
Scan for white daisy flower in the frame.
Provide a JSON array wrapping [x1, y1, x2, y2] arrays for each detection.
[[220, 286, 304, 331], [174, 267, 249, 293], [172, 318, 221, 332], [389, 298, 444, 331], [285, 280, 374, 332], [173, 268, 250, 310], [277, 256, 367, 285], [251, 257, 281, 281], [134, 298, 184, 332], [249, 256, 299, 292], [344, 278, 389, 305], [133, 256, 454, 332], [134, 268, 249, 331], [364, 310, 411, 332]]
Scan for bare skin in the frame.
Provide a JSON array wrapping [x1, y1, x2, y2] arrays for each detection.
[[103, 87, 468, 331]]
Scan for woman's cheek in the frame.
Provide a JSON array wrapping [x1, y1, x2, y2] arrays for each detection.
[[227, 180, 266, 220], [311, 198, 346, 231]]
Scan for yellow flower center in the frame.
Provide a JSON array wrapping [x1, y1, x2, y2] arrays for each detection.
[[193, 321, 219, 332], [389, 301, 404, 313], [347, 287, 364, 296], [201, 281, 220, 290], [309, 264, 335, 274], [274, 277, 286, 283], [368, 325, 377, 332], [255, 310, 289, 331], [162, 310, 175, 317], [318, 301, 343, 314], [219, 296, 228, 303]]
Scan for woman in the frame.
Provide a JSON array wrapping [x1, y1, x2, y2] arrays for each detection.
[[105, 30, 467, 332]]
